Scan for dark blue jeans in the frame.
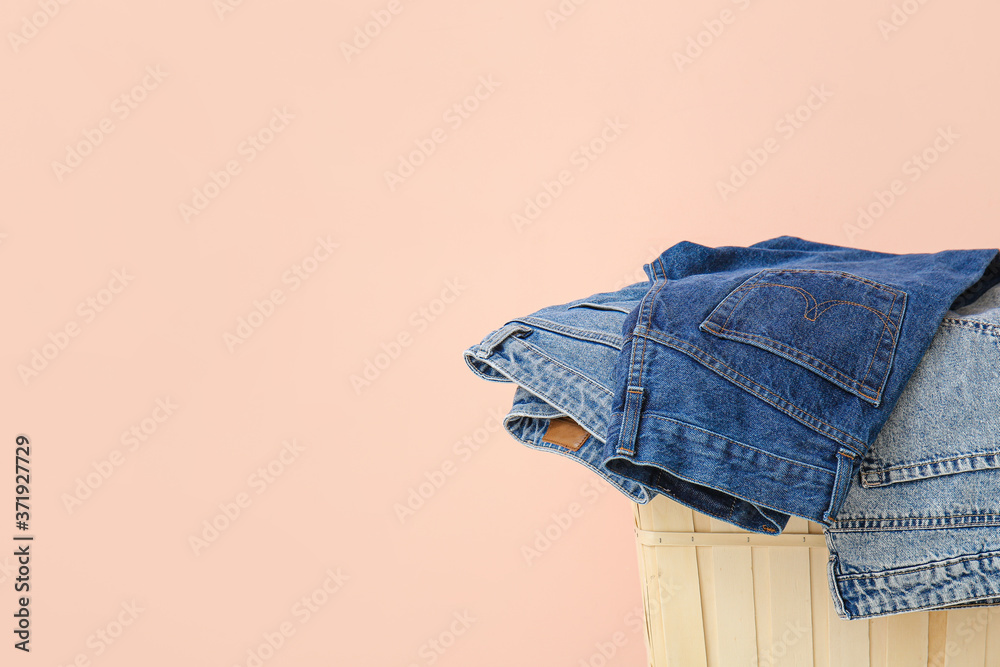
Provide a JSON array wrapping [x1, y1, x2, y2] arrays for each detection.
[[465, 236, 1000, 617], [603, 236, 997, 533]]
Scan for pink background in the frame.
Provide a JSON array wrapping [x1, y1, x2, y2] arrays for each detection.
[[2, 1, 999, 665]]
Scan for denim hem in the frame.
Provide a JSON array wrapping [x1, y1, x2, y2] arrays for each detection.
[[860, 449, 1000, 487], [829, 544, 1000, 619], [605, 409, 844, 533]]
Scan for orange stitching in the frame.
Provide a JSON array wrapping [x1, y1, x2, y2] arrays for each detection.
[[859, 290, 896, 390], [705, 326, 880, 401], [756, 268, 903, 295], [638, 327, 866, 453], [725, 283, 899, 332], [620, 258, 668, 455], [720, 273, 762, 331]]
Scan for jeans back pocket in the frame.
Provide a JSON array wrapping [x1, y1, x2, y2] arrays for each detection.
[[700, 269, 907, 406]]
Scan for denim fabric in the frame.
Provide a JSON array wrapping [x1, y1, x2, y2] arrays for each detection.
[[463, 280, 656, 502], [604, 237, 999, 533], [827, 282, 1000, 618], [464, 235, 1000, 617]]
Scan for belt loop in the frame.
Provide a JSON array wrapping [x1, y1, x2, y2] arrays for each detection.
[[823, 448, 857, 524], [617, 385, 644, 455], [477, 323, 532, 358]]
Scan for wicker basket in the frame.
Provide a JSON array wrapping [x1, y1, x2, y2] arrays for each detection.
[[633, 495, 1000, 667]]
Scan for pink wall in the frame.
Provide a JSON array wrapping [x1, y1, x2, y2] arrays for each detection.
[[2, 1, 998, 665]]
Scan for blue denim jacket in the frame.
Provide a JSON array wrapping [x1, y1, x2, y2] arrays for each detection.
[[604, 236, 998, 532]]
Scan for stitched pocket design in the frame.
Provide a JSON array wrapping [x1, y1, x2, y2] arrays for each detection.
[[700, 269, 907, 406]]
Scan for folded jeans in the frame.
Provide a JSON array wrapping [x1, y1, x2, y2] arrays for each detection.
[[464, 235, 1000, 617]]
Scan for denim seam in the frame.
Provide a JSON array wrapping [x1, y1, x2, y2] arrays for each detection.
[[862, 449, 1000, 474], [845, 594, 1000, 621], [826, 550, 849, 620], [605, 471, 741, 527], [830, 514, 1000, 530], [618, 263, 668, 456], [824, 449, 858, 524], [509, 337, 616, 397], [507, 404, 565, 420], [609, 455, 760, 529], [617, 454, 799, 533], [633, 325, 866, 454], [479, 323, 533, 355], [724, 284, 901, 334], [703, 323, 881, 403], [515, 316, 625, 348], [641, 412, 837, 475], [941, 317, 1000, 338], [463, 348, 515, 383], [469, 341, 613, 446], [756, 268, 906, 293], [858, 289, 897, 392], [718, 272, 761, 332], [500, 384, 610, 454], [834, 549, 1000, 581], [706, 269, 906, 404], [464, 361, 515, 383], [567, 302, 635, 315], [710, 268, 904, 333], [705, 277, 905, 403]]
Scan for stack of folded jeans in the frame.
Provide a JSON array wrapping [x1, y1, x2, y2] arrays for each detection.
[[464, 236, 1000, 619]]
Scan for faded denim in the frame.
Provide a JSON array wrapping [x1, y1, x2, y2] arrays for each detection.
[[464, 235, 1000, 618], [827, 282, 1000, 618], [464, 280, 655, 502]]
